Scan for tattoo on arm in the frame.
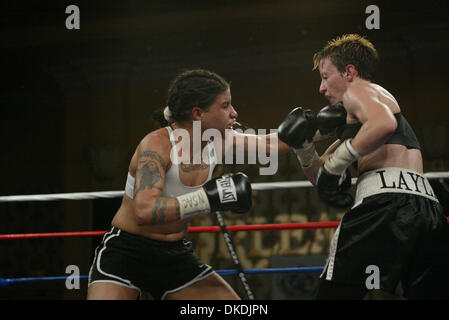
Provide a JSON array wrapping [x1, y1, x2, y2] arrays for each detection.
[[174, 199, 180, 220], [150, 197, 169, 225], [135, 151, 166, 196], [140, 151, 167, 167], [134, 150, 183, 225], [158, 198, 167, 224], [151, 198, 160, 225]]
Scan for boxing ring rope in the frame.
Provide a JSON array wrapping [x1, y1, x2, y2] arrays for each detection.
[[0, 222, 341, 240], [0, 182, 319, 203], [0, 267, 326, 287], [1, 173, 448, 290], [0, 221, 337, 288], [1, 171, 448, 203]]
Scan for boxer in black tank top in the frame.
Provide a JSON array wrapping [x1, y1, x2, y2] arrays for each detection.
[[278, 34, 449, 299]]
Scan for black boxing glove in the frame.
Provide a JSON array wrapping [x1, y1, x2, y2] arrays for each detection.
[[316, 167, 354, 209], [316, 102, 347, 138], [278, 107, 320, 168], [316, 139, 360, 209], [176, 172, 252, 219], [278, 107, 317, 149]]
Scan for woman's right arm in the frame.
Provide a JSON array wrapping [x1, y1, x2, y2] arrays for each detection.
[[301, 139, 342, 186], [133, 134, 181, 226]]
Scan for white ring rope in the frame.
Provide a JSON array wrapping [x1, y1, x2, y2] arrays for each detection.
[[0, 172, 448, 203], [0, 191, 124, 203]]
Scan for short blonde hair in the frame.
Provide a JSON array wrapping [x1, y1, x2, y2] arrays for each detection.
[[313, 34, 379, 81]]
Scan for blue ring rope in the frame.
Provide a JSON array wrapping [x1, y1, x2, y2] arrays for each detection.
[[0, 266, 324, 287]]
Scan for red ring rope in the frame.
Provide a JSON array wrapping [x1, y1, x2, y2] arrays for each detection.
[[189, 221, 339, 233], [1, 217, 448, 240], [0, 221, 340, 240]]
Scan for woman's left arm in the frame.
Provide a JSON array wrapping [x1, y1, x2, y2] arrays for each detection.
[[343, 85, 397, 156], [227, 130, 292, 157]]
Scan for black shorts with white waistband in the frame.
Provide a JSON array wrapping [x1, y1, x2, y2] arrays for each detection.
[[88, 227, 213, 299], [318, 193, 449, 299]]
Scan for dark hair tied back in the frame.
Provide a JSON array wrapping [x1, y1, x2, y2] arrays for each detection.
[[153, 69, 229, 127]]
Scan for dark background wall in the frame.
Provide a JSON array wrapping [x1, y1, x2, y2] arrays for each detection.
[[1, 0, 448, 299]]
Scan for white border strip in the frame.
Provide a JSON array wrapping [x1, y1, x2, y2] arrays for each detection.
[[160, 266, 214, 300], [0, 172, 447, 203]]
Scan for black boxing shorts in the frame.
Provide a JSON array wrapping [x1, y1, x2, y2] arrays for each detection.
[[88, 227, 213, 299], [318, 167, 449, 299]]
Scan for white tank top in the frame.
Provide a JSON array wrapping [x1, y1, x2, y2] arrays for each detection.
[[125, 126, 217, 198]]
